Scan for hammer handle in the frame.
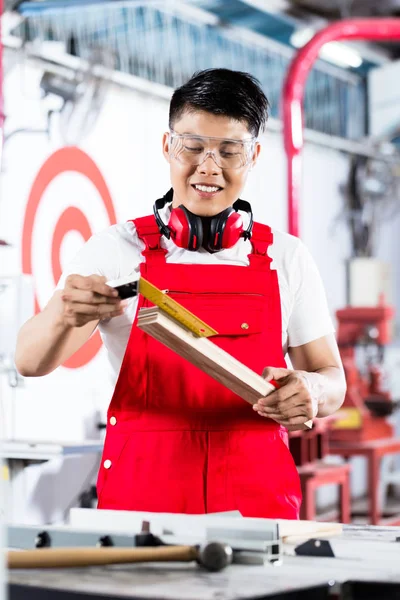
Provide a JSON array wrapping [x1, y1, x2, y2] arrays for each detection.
[[8, 545, 198, 569]]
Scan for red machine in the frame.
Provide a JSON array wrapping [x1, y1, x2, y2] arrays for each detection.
[[331, 305, 397, 442]]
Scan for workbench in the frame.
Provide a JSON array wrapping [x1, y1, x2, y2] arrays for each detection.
[[7, 510, 400, 599], [0, 440, 103, 522], [0, 440, 103, 462]]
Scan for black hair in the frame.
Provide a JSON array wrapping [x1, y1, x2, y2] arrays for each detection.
[[169, 68, 269, 137]]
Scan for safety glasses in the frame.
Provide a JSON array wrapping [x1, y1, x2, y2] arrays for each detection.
[[169, 130, 256, 170]]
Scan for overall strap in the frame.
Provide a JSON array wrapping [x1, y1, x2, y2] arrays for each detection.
[[249, 222, 274, 268], [132, 215, 167, 269], [132, 215, 274, 268]]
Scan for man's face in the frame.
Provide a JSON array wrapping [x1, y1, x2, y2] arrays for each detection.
[[162, 110, 261, 216]]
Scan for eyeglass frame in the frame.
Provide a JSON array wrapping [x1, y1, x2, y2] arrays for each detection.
[[168, 130, 258, 170]]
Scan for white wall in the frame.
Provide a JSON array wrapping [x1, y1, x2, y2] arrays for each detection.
[[369, 59, 400, 139], [1, 56, 353, 522]]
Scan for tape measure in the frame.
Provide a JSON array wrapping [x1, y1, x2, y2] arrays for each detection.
[[139, 278, 218, 338]]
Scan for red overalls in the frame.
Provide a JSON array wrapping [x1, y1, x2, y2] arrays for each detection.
[[97, 215, 302, 518]]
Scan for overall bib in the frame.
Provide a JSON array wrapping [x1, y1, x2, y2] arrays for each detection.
[[97, 216, 302, 518]]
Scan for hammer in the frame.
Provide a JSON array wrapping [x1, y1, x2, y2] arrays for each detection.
[[7, 542, 233, 572]]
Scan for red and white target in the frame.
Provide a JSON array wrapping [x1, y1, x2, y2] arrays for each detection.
[[22, 146, 117, 369]]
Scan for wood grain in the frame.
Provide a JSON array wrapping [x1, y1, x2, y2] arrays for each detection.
[[138, 308, 312, 431], [278, 519, 343, 543]]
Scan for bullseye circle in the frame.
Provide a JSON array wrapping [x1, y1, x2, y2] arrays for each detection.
[[22, 146, 117, 368]]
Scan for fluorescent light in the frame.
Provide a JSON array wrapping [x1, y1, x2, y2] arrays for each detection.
[[241, 0, 292, 13], [290, 27, 315, 48], [290, 28, 363, 69], [320, 42, 363, 68]]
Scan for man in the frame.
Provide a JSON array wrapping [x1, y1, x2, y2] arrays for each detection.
[[16, 68, 346, 519]]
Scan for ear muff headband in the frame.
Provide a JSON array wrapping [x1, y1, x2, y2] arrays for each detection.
[[153, 189, 253, 251]]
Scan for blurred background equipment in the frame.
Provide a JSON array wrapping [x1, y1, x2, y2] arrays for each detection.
[[333, 305, 397, 441], [277, 8, 400, 526], [331, 126, 400, 443], [6, 0, 369, 138], [38, 47, 114, 145], [344, 146, 400, 260]]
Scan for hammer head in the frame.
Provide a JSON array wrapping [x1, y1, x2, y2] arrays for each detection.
[[197, 542, 233, 572]]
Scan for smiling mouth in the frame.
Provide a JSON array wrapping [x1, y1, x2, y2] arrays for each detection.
[[192, 184, 223, 194]]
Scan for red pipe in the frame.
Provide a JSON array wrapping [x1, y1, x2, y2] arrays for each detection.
[[283, 18, 400, 237]]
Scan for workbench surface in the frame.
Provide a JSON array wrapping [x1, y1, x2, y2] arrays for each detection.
[[8, 525, 400, 600]]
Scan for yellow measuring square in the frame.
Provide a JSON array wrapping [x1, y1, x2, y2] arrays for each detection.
[[139, 278, 218, 338]]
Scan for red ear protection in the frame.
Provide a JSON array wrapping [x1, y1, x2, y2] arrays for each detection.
[[205, 206, 244, 252], [153, 188, 253, 252], [168, 205, 203, 251]]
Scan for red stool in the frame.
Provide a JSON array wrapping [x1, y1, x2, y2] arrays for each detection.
[[329, 437, 400, 525], [298, 462, 351, 523], [289, 418, 332, 466]]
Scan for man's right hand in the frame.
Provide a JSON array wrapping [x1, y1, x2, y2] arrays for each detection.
[[60, 274, 124, 327]]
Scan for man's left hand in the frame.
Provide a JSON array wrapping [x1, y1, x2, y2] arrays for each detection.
[[253, 367, 321, 427]]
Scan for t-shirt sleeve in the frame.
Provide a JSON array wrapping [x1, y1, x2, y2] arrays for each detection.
[[56, 229, 122, 290], [287, 241, 335, 348]]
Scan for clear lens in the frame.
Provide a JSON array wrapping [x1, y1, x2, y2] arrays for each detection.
[[170, 133, 255, 169]]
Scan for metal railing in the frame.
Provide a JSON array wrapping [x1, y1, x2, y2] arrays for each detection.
[[16, 0, 367, 140]]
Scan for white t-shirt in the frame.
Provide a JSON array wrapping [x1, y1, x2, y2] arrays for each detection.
[[58, 205, 335, 384]]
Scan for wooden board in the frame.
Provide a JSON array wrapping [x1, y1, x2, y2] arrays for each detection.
[[278, 519, 343, 544], [137, 307, 312, 431]]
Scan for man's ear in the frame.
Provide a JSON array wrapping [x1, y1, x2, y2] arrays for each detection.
[[251, 141, 261, 169], [162, 132, 171, 163]]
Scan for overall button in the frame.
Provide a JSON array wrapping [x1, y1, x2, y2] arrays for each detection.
[[103, 459, 112, 469], [109, 416, 117, 426], [241, 323, 249, 330]]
